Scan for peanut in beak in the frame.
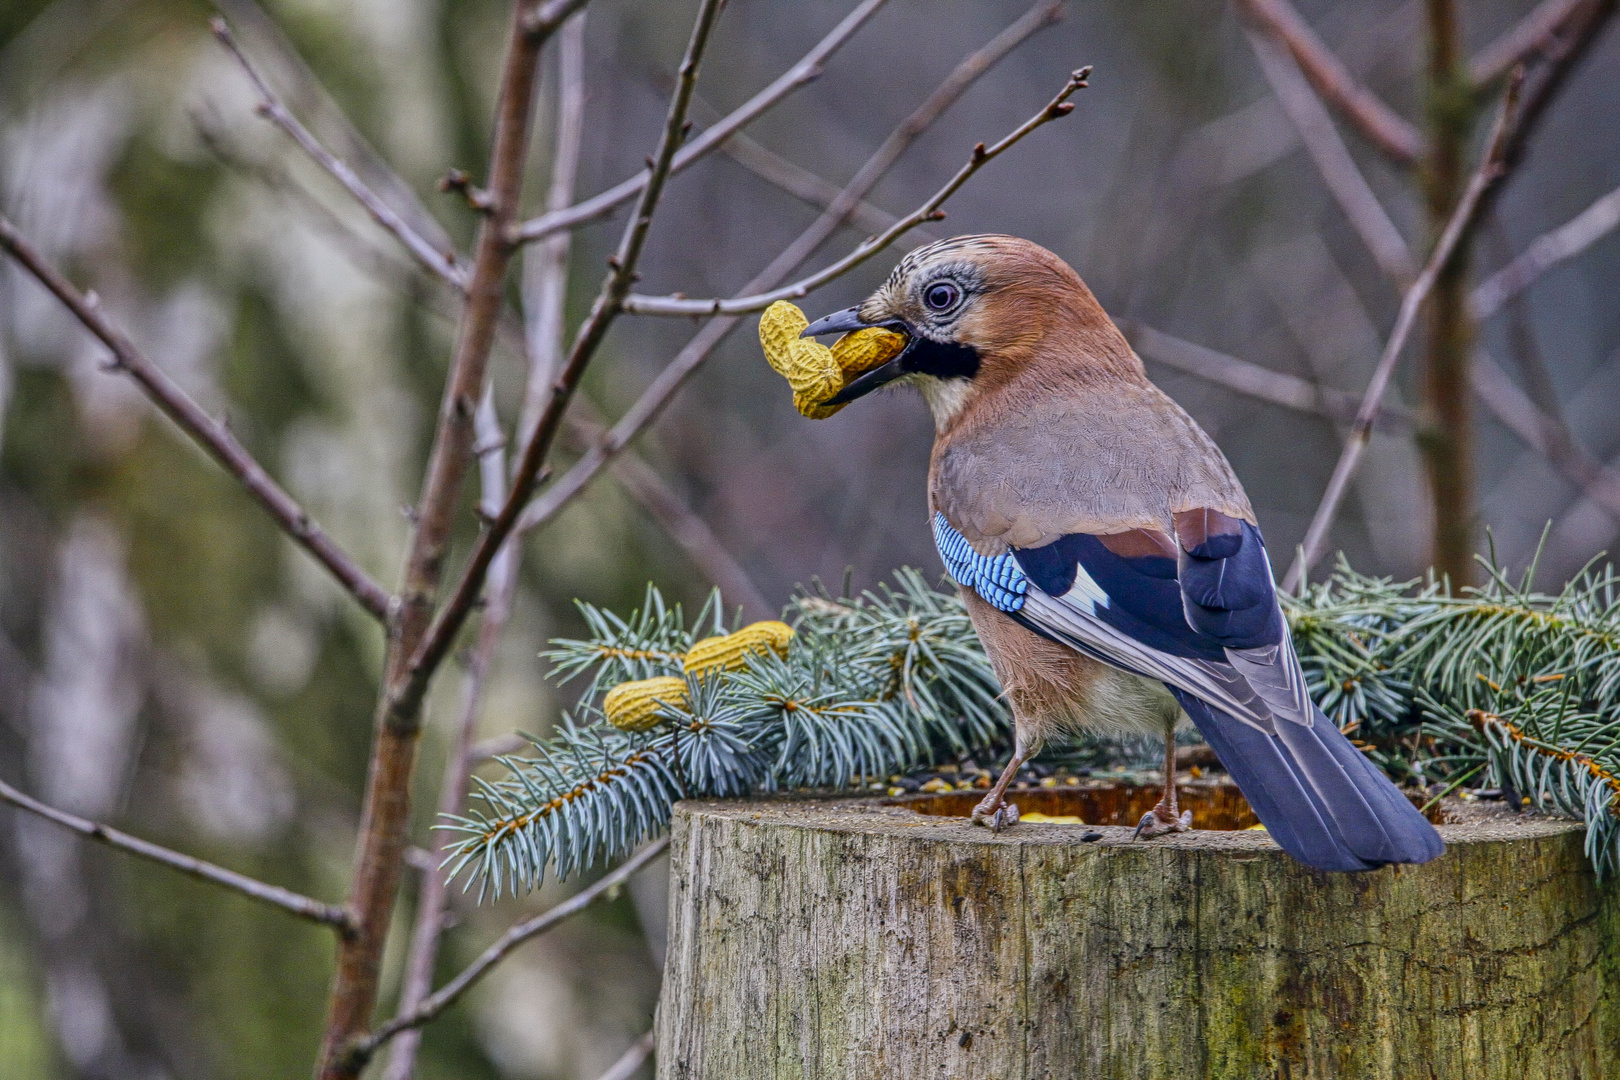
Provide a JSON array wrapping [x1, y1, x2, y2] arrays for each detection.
[[758, 301, 906, 419]]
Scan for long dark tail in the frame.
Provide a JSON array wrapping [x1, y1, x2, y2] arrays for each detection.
[[1173, 692, 1445, 872]]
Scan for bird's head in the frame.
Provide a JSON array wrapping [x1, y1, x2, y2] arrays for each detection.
[[801, 234, 1136, 429]]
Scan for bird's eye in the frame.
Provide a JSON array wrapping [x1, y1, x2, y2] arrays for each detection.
[[924, 281, 961, 312]]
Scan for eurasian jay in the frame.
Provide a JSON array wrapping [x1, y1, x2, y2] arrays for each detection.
[[802, 234, 1443, 872]]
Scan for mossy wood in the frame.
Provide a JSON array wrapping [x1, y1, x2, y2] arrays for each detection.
[[657, 785, 1620, 1079]]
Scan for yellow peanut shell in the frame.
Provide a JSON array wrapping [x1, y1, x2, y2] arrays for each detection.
[[758, 301, 906, 419], [602, 676, 689, 732], [684, 620, 795, 675]]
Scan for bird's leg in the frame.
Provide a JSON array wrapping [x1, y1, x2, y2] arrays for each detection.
[[971, 743, 1026, 833], [1134, 721, 1193, 840]]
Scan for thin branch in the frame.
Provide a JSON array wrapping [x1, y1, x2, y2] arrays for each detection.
[[622, 64, 1088, 316], [1471, 350, 1620, 520], [718, 128, 942, 246], [1469, 0, 1590, 86], [513, 0, 891, 245], [608, 446, 774, 621], [592, 1030, 657, 1080], [1471, 180, 1620, 319], [211, 17, 469, 289], [1243, 26, 1417, 283], [342, 837, 671, 1071], [514, 2, 1069, 534], [0, 214, 393, 621], [0, 776, 353, 935], [209, 0, 460, 259], [320, 1, 578, 1073], [1283, 74, 1523, 591], [382, 18, 587, 1074], [1234, 0, 1422, 164], [390, 0, 726, 737], [1121, 321, 1414, 432]]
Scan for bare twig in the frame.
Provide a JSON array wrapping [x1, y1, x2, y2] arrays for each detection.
[[389, 0, 726, 764], [0, 214, 393, 621], [342, 837, 671, 1071], [1122, 321, 1413, 431], [1469, 0, 1591, 86], [0, 776, 353, 934], [1243, 26, 1416, 283], [1471, 180, 1620, 319], [513, 0, 890, 245], [622, 64, 1088, 316], [381, 18, 587, 1075], [1234, 0, 1421, 163], [1471, 350, 1620, 520], [609, 447, 774, 621], [209, 0, 460, 260], [1283, 74, 1523, 591], [515, 3, 1069, 533], [211, 17, 469, 289], [718, 128, 942, 246], [319, 2, 583, 1074], [593, 1030, 658, 1080]]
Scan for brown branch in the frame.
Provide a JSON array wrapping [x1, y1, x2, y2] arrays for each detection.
[[1282, 73, 1523, 592], [513, 0, 891, 245], [0, 776, 353, 935], [1243, 25, 1416, 283], [341, 837, 671, 1073], [387, 0, 726, 770], [718, 128, 943, 246], [1490, 0, 1615, 180], [317, 2, 584, 1074], [622, 62, 1088, 316], [1121, 321, 1414, 432], [380, 18, 587, 1075], [1234, 0, 1422, 164], [1471, 180, 1620, 320], [513, 2, 1069, 533], [1469, 0, 1590, 86], [210, 17, 470, 289], [0, 214, 393, 622]]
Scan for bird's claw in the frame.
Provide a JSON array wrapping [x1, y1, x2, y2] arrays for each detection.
[[971, 800, 1020, 833], [1132, 808, 1192, 840]]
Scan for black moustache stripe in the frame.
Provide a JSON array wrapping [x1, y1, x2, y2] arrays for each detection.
[[904, 337, 980, 380]]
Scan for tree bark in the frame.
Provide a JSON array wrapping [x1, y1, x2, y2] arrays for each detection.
[[659, 791, 1620, 1079], [1420, 0, 1478, 587]]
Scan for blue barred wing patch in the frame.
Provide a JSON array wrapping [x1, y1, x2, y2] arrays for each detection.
[[932, 513, 1028, 612]]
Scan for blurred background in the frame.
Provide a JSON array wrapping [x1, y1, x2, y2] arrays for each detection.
[[1, 0, 1615, 1077]]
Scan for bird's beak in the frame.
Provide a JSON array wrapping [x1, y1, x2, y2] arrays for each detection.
[[801, 305, 917, 406]]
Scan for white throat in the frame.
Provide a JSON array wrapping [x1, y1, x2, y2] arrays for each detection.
[[916, 376, 974, 432]]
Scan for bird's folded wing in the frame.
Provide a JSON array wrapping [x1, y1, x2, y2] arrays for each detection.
[[932, 512, 1285, 732]]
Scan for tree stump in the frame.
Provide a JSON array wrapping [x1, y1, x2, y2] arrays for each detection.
[[656, 781, 1620, 1079]]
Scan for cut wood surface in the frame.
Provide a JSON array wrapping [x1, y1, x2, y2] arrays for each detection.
[[658, 787, 1620, 1079]]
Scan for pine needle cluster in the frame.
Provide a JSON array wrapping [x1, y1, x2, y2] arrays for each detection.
[[1287, 551, 1620, 877], [445, 552, 1620, 897], [440, 571, 1006, 898]]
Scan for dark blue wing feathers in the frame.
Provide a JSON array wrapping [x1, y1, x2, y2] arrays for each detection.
[[933, 512, 1445, 871], [1177, 523, 1285, 649], [1015, 534, 1227, 661]]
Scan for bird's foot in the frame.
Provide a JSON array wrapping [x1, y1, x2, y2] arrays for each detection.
[[971, 796, 1020, 833], [1132, 806, 1192, 840]]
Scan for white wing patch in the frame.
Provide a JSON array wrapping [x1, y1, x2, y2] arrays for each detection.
[[1065, 562, 1111, 615]]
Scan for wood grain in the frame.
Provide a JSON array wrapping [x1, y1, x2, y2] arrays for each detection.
[[659, 793, 1619, 1079]]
